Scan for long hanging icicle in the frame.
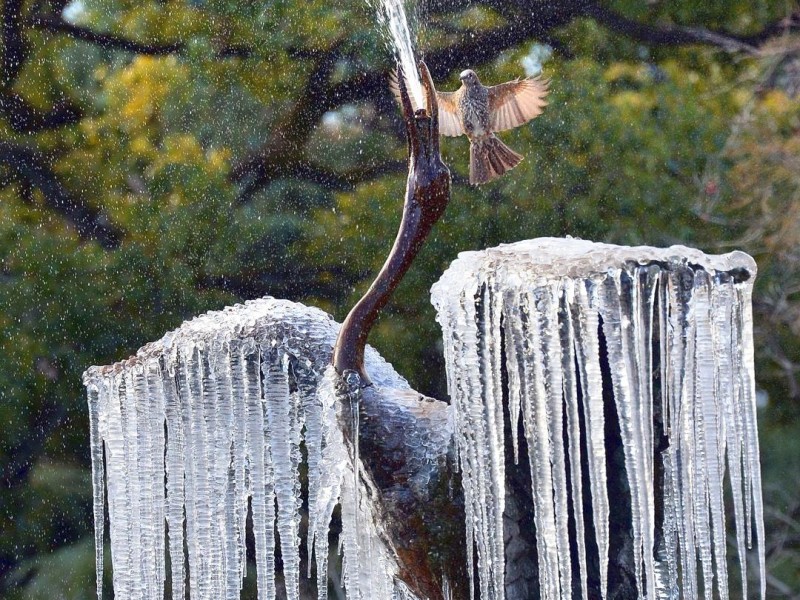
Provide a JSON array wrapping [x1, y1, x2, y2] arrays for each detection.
[[571, 279, 611, 598], [431, 237, 766, 600], [84, 298, 421, 600]]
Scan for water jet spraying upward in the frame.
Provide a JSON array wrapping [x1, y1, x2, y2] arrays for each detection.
[[372, 0, 424, 108]]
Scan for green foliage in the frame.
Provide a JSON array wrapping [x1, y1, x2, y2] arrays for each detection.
[[1, 0, 799, 596]]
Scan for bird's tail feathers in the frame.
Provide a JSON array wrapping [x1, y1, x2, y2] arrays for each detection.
[[469, 135, 523, 185]]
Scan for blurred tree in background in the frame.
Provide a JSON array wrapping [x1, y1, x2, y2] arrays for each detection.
[[1, 0, 799, 596]]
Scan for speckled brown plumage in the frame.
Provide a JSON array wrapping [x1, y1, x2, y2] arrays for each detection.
[[391, 68, 549, 184]]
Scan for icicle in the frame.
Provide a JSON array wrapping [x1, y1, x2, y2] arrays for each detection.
[[658, 449, 678, 598], [185, 344, 214, 597], [455, 279, 505, 600], [124, 367, 146, 597], [671, 267, 701, 600], [573, 279, 610, 600], [522, 283, 567, 598], [478, 278, 508, 599], [736, 277, 767, 600], [86, 382, 105, 600], [654, 273, 679, 598], [634, 266, 659, 599], [435, 296, 475, 600], [210, 341, 242, 599], [245, 342, 277, 600], [103, 373, 130, 599], [143, 361, 167, 598], [227, 341, 249, 591], [598, 268, 656, 598], [542, 282, 572, 596], [693, 271, 728, 598], [308, 367, 347, 600], [162, 354, 186, 600], [559, 282, 588, 599], [292, 356, 325, 586], [263, 350, 302, 600], [345, 369, 362, 575], [714, 278, 745, 597], [502, 288, 523, 464]]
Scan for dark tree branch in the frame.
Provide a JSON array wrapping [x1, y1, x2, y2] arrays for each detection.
[[29, 13, 252, 58], [585, 3, 799, 54], [0, 142, 123, 248], [26, 2, 799, 67], [30, 13, 181, 54], [230, 41, 346, 188], [424, 13, 576, 77], [2, 0, 28, 87], [325, 20, 555, 110], [0, 91, 83, 133], [742, 10, 800, 45]]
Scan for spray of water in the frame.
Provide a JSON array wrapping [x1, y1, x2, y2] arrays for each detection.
[[374, 0, 425, 109]]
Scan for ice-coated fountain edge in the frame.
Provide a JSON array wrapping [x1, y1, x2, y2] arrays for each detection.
[[432, 238, 756, 300], [82, 297, 409, 390]]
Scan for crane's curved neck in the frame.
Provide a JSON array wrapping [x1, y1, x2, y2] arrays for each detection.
[[332, 77, 450, 384]]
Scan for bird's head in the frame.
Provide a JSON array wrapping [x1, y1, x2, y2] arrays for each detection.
[[459, 69, 479, 87]]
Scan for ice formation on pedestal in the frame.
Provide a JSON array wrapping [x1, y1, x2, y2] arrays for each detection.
[[431, 237, 765, 600], [84, 298, 420, 600]]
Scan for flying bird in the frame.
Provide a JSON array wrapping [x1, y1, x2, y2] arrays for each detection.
[[391, 68, 549, 185]]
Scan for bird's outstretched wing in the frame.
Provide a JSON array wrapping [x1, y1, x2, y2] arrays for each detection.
[[487, 76, 549, 132], [433, 91, 463, 137], [388, 70, 464, 137]]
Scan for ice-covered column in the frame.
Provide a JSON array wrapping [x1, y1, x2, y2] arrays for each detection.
[[431, 237, 765, 600], [83, 297, 451, 600]]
